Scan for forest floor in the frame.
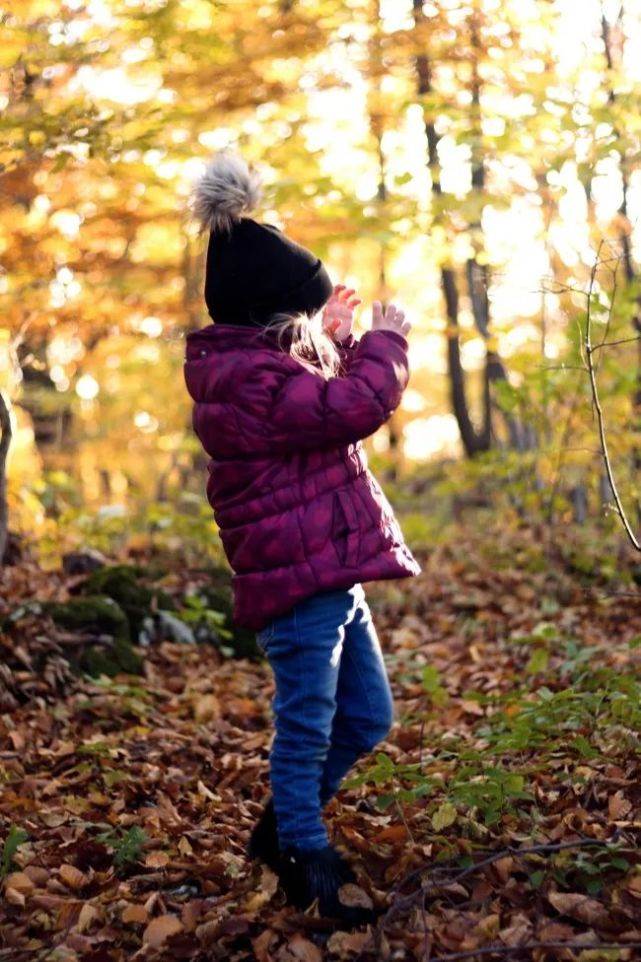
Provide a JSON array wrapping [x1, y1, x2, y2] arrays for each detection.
[[2, 523, 641, 961]]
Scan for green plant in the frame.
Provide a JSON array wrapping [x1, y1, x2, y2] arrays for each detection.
[[1, 825, 29, 879]]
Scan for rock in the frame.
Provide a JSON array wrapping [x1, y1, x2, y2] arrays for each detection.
[[79, 564, 175, 640], [194, 580, 259, 660], [62, 548, 107, 576], [46, 595, 143, 677]]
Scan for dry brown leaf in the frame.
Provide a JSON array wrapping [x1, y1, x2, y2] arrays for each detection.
[[493, 856, 514, 883], [499, 913, 532, 946], [4, 886, 25, 908], [537, 921, 577, 940], [252, 927, 277, 962], [58, 864, 86, 890], [475, 913, 500, 939], [145, 851, 170, 868], [626, 875, 641, 898], [283, 933, 323, 962], [326, 930, 372, 956], [608, 790, 632, 820], [371, 824, 407, 844], [178, 835, 194, 856], [143, 913, 183, 948], [338, 883, 374, 909], [76, 903, 99, 933], [4, 871, 34, 896], [122, 902, 148, 924], [194, 694, 221, 722], [547, 891, 609, 926]]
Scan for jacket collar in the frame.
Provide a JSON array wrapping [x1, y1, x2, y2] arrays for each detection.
[[186, 322, 292, 351]]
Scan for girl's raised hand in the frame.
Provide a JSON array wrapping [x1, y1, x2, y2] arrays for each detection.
[[322, 284, 361, 342], [371, 301, 411, 338]]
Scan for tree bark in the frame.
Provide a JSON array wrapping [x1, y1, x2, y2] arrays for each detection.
[[413, 0, 521, 457], [601, 7, 641, 516], [0, 391, 12, 565]]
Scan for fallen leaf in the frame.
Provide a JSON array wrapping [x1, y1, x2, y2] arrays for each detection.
[[178, 836, 194, 856], [194, 694, 221, 722], [285, 933, 323, 962], [58, 864, 86, 890], [122, 903, 148, 924], [608, 791, 632, 820], [537, 921, 577, 940], [4, 872, 34, 896], [145, 851, 170, 868], [499, 913, 532, 946], [327, 930, 372, 955], [143, 913, 183, 948], [432, 801, 457, 831], [4, 886, 25, 907], [626, 875, 641, 898], [547, 891, 609, 926], [338, 883, 374, 910], [76, 903, 99, 933], [252, 927, 277, 962]]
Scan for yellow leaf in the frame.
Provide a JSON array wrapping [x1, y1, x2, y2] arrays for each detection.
[[432, 801, 457, 831]]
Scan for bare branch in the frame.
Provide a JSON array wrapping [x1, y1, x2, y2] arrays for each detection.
[[584, 241, 641, 550]]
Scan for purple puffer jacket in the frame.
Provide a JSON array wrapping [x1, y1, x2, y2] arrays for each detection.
[[183, 323, 421, 630]]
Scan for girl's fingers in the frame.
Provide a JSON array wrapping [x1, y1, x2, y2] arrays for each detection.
[[400, 320, 411, 336], [333, 284, 345, 294]]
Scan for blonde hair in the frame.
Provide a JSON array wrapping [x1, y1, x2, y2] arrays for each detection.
[[262, 310, 341, 379]]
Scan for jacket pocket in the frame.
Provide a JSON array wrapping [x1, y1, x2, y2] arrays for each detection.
[[331, 488, 361, 568]]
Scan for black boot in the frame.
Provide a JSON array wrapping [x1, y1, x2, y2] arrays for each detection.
[[277, 844, 377, 927], [247, 797, 280, 872]]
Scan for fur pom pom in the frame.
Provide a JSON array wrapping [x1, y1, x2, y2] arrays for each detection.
[[190, 151, 262, 233]]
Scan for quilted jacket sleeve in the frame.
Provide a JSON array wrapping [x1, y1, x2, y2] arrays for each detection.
[[269, 328, 410, 450]]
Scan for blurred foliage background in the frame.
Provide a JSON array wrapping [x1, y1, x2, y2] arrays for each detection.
[[1, 0, 641, 564]]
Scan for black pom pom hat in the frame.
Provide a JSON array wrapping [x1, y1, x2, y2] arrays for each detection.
[[191, 151, 333, 327]]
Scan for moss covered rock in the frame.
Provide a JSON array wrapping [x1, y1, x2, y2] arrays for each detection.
[[80, 564, 175, 640], [196, 581, 259, 660], [47, 595, 143, 678]]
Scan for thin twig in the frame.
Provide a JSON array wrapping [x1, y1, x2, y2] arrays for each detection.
[[584, 244, 641, 550], [431, 940, 641, 962], [377, 835, 618, 933], [591, 333, 641, 351]]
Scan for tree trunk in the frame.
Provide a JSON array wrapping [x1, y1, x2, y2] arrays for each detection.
[[0, 391, 12, 565], [600, 9, 641, 517], [413, 0, 521, 457]]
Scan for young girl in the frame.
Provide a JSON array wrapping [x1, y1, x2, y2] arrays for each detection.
[[184, 151, 421, 925]]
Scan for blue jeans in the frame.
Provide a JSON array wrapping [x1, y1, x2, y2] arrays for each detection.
[[256, 584, 394, 850]]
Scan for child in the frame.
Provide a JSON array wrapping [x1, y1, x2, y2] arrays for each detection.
[[184, 151, 421, 925]]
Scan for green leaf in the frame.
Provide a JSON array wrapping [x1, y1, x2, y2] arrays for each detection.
[[1, 825, 29, 879], [529, 869, 545, 889], [527, 647, 549, 674]]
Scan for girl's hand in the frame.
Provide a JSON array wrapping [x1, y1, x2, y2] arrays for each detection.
[[322, 284, 361, 342], [371, 301, 411, 338]]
